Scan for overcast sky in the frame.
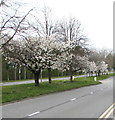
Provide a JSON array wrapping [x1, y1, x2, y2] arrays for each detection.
[[18, 0, 113, 50]]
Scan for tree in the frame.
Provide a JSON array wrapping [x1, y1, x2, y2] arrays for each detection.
[[2, 5, 90, 84], [86, 61, 97, 76], [54, 17, 88, 46], [0, 0, 33, 48], [53, 17, 88, 81], [55, 47, 89, 82], [3, 35, 67, 86], [28, 6, 57, 83], [105, 51, 113, 70], [97, 61, 108, 75], [89, 48, 112, 71]]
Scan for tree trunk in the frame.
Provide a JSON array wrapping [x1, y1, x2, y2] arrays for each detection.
[[24, 67, 27, 80], [48, 67, 52, 83], [14, 68, 16, 80], [7, 69, 9, 81], [95, 71, 97, 77], [70, 67, 73, 82], [70, 75, 73, 82], [89, 72, 90, 77], [98, 70, 101, 76], [34, 69, 41, 86], [19, 68, 21, 80]]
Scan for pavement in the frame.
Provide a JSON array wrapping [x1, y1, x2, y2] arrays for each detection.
[[0, 74, 87, 86], [1, 72, 114, 86], [2, 76, 114, 118]]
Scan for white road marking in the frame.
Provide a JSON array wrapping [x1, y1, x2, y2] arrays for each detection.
[[104, 108, 113, 118], [70, 98, 76, 101], [28, 111, 40, 117], [99, 103, 115, 119], [90, 92, 93, 94]]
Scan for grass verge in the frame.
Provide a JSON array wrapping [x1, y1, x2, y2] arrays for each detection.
[[2, 73, 114, 104], [96, 73, 115, 80]]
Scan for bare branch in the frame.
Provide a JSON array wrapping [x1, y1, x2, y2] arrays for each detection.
[[1, 8, 33, 48]]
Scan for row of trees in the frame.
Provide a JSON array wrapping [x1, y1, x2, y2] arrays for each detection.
[[2, 59, 34, 81], [1, 1, 113, 86], [2, 56, 84, 82], [2, 35, 110, 86], [2, 32, 110, 86], [2, 48, 113, 82]]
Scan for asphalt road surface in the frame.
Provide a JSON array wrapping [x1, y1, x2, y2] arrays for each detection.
[[2, 76, 113, 118]]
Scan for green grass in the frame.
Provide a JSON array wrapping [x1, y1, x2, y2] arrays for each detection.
[[2, 73, 115, 104], [96, 73, 115, 80]]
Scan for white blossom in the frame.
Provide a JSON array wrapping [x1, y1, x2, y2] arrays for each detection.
[[97, 61, 108, 73], [86, 61, 97, 73]]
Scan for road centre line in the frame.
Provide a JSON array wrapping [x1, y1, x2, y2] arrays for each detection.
[[28, 111, 40, 117], [70, 98, 76, 101], [27, 93, 90, 117], [26, 88, 110, 118], [27, 90, 101, 117]]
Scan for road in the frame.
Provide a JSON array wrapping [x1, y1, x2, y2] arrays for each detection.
[[2, 76, 113, 118], [0, 74, 87, 86]]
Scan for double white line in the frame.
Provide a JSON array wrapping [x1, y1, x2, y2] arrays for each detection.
[[98, 103, 115, 119]]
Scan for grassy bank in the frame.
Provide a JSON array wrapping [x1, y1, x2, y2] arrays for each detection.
[[2, 73, 114, 104], [96, 73, 115, 80]]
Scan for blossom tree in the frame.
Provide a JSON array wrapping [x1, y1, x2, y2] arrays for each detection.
[[27, 6, 59, 83], [52, 17, 89, 81], [25, 9, 89, 83], [55, 47, 89, 82], [86, 61, 97, 76], [97, 61, 108, 76], [41, 36, 68, 83], [3, 35, 67, 86]]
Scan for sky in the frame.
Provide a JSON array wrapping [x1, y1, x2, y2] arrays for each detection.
[[17, 0, 113, 50]]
